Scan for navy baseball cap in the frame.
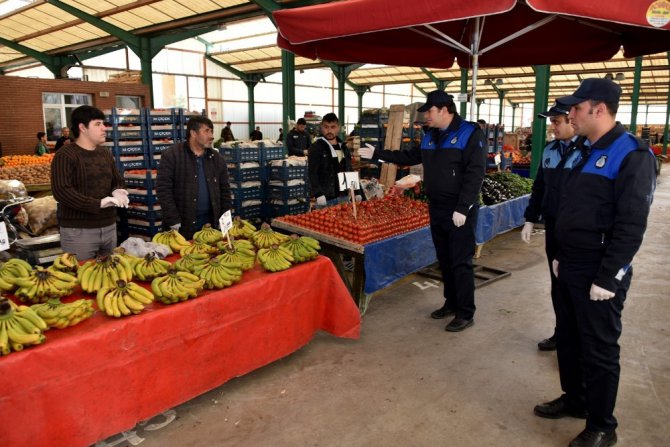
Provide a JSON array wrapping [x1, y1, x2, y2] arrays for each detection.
[[537, 101, 570, 118], [557, 78, 622, 106], [418, 90, 455, 112]]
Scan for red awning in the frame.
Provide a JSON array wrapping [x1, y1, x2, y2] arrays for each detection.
[[274, 0, 670, 69]]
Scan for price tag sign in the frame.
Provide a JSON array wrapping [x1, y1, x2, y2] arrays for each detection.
[[494, 153, 502, 165], [219, 210, 233, 236], [0, 222, 10, 251], [338, 171, 360, 191]]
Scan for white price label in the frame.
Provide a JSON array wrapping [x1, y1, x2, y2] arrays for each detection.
[[0, 222, 9, 251], [219, 210, 233, 236], [494, 153, 502, 165], [338, 171, 360, 191]]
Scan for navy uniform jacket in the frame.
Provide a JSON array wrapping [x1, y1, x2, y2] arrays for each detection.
[[372, 114, 487, 214], [524, 137, 582, 223], [555, 123, 656, 292]]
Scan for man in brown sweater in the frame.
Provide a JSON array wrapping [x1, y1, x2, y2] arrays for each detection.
[[51, 105, 128, 260]]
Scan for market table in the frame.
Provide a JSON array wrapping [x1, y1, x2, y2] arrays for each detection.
[[0, 256, 360, 447]]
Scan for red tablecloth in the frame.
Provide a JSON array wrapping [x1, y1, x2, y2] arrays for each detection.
[[0, 256, 360, 447]]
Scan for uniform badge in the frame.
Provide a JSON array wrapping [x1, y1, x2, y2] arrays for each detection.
[[595, 155, 607, 168], [450, 137, 458, 144]]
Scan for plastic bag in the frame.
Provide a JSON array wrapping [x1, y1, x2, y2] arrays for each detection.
[[0, 179, 28, 201], [23, 196, 58, 235]]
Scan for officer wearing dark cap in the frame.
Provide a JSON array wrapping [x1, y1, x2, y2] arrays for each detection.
[[287, 117, 311, 156], [533, 78, 656, 447], [359, 90, 487, 332], [522, 100, 582, 352]]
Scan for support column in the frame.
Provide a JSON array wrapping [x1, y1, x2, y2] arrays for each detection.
[[139, 39, 154, 105], [498, 90, 507, 125], [355, 87, 366, 119], [336, 65, 346, 126], [281, 50, 296, 139], [511, 103, 518, 132], [460, 68, 468, 117], [476, 99, 484, 120], [531, 65, 550, 179], [245, 79, 260, 136], [629, 56, 643, 134]]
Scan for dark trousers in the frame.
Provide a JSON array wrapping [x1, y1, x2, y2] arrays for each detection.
[[428, 204, 478, 320], [544, 219, 559, 334], [555, 259, 631, 433]]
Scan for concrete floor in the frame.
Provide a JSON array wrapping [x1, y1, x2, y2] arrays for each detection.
[[99, 171, 670, 447]]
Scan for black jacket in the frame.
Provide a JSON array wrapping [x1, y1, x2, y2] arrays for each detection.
[[308, 137, 354, 200], [286, 128, 311, 156], [156, 142, 232, 240], [372, 115, 487, 215], [524, 137, 581, 223], [554, 123, 656, 292]]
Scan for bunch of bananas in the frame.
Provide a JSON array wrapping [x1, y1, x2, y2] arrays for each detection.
[[257, 244, 295, 272], [217, 242, 256, 270], [151, 269, 205, 304], [0, 258, 33, 292], [252, 223, 289, 249], [152, 229, 192, 253], [229, 216, 257, 239], [14, 267, 78, 303], [0, 298, 47, 355], [78, 254, 134, 294], [51, 253, 80, 274], [173, 252, 210, 273], [133, 254, 172, 281], [31, 298, 95, 329], [192, 256, 243, 289], [180, 241, 217, 256], [96, 280, 154, 318], [112, 247, 141, 267], [281, 235, 321, 263], [193, 223, 223, 245]]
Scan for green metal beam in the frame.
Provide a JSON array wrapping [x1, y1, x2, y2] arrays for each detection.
[[663, 52, 670, 155], [151, 26, 219, 54], [249, 0, 281, 13], [460, 68, 468, 117], [476, 99, 484, 120], [414, 84, 428, 97], [531, 65, 550, 179], [421, 67, 447, 90], [497, 90, 507, 125], [629, 56, 643, 133], [510, 103, 518, 132], [354, 86, 367, 120], [205, 55, 248, 81], [281, 50, 296, 140], [0, 36, 76, 78], [324, 62, 364, 132]]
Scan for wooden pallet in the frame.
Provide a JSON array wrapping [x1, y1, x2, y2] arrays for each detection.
[[379, 104, 407, 189]]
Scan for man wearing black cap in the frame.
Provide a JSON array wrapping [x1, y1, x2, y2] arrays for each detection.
[[533, 78, 656, 447], [522, 101, 581, 352], [359, 90, 487, 332], [287, 118, 311, 156]]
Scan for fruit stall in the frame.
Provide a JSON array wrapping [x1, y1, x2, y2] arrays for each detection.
[[0, 225, 360, 447]]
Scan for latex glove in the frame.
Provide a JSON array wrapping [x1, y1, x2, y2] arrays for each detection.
[[316, 195, 327, 207], [358, 143, 376, 159], [521, 222, 534, 243], [452, 211, 466, 227], [112, 189, 129, 208], [170, 223, 181, 231], [552, 260, 559, 278], [100, 197, 120, 208], [354, 195, 362, 202], [590, 284, 615, 301]]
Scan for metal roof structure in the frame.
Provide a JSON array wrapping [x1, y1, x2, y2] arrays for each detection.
[[0, 1, 668, 104]]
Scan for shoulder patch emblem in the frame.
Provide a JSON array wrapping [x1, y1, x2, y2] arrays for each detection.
[[450, 137, 458, 144], [595, 155, 607, 168]]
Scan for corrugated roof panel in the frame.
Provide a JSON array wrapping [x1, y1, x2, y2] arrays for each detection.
[[106, 11, 153, 30], [0, 48, 24, 65], [151, 2, 195, 20], [179, 0, 220, 15], [128, 5, 177, 25]]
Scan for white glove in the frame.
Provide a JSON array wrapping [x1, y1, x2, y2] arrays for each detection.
[[112, 189, 129, 208], [590, 284, 615, 301], [452, 211, 466, 227], [100, 197, 120, 208], [170, 223, 181, 231], [552, 259, 559, 278], [358, 143, 376, 159], [316, 195, 327, 207], [521, 222, 534, 243], [354, 195, 362, 202]]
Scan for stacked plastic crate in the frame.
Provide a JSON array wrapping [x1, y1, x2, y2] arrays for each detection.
[[360, 110, 388, 149], [262, 141, 305, 218], [222, 142, 264, 220]]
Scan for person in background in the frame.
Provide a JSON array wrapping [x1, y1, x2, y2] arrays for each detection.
[[221, 121, 235, 142], [34, 132, 49, 156], [476, 119, 487, 130], [533, 78, 656, 447], [277, 128, 284, 144], [308, 113, 361, 208], [287, 118, 311, 156], [156, 116, 232, 240], [359, 90, 487, 332], [521, 101, 581, 352], [51, 105, 128, 260], [250, 126, 263, 141], [54, 127, 72, 151]]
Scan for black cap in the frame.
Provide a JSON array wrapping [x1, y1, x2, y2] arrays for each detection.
[[297, 118, 307, 125], [537, 101, 570, 118], [557, 78, 621, 106], [417, 90, 455, 112]]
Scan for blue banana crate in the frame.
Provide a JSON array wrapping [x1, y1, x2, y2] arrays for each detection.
[[269, 201, 310, 217], [149, 140, 174, 155], [223, 147, 260, 163], [260, 145, 287, 163], [103, 141, 146, 156], [126, 223, 162, 237], [228, 166, 262, 183], [267, 183, 309, 201], [269, 164, 308, 182], [127, 192, 159, 206], [233, 204, 263, 220], [126, 208, 162, 220], [230, 185, 263, 202], [146, 109, 178, 124]]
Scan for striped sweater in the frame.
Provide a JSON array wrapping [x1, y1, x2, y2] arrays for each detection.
[[50, 144, 124, 228]]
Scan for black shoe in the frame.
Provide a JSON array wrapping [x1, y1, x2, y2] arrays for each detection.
[[533, 396, 587, 419], [569, 429, 617, 447], [445, 318, 474, 332], [538, 335, 557, 351], [430, 305, 455, 319]]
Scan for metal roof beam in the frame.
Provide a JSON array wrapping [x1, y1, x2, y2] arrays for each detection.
[[0, 36, 76, 78], [421, 67, 449, 90]]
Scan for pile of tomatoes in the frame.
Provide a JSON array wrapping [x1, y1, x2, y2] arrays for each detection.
[[276, 195, 429, 245]]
